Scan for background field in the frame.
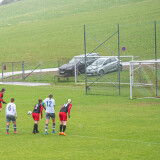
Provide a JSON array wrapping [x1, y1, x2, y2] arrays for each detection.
[[0, 0, 160, 159], [0, 0, 160, 68], [0, 84, 159, 160]]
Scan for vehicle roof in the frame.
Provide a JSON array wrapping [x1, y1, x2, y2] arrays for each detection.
[[74, 53, 99, 57]]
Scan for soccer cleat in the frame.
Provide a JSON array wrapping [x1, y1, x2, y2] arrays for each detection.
[[14, 131, 18, 134], [52, 130, 56, 134], [6, 132, 9, 134], [62, 132, 66, 136], [45, 132, 48, 135], [59, 132, 63, 135], [36, 131, 39, 133]]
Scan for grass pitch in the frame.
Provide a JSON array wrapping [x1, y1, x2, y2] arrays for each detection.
[[0, 84, 159, 160]]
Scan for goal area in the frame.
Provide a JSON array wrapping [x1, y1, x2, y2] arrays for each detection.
[[130, 60, 160, 99]]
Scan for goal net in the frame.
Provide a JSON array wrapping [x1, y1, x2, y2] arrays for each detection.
[[130, 60, 160, 99]]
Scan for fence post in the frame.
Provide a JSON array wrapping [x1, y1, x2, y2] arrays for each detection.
[[84, 25, 87, 94], [22, 61, 24, 81], [118, 23, 120, 96], [2, 63, 3, 82], [155, 21, 158, 96]]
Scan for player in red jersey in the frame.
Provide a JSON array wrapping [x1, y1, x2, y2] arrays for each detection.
[[0, 88, 6, 112], [59, 99, 72, 136], [32, 99, 43, 134]]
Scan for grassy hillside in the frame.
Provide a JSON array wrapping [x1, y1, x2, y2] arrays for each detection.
[[0, 0, 160, 68]]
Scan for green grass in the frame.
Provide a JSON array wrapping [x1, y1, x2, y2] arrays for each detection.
[[0, 0, 160, 67], [0, 84, 159, 160], [0, 1, 160, 159]]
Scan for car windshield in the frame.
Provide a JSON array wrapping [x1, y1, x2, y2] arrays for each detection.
[[91, 58, 106, 66], [69, 57, 83, 64]]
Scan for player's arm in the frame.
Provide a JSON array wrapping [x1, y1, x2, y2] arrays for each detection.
[[5, 106, 7, 115], [68, 104, 72, 118], [14, 105, 17, 118], [40, 105, 43, 119], [42, 103, 46, 110]]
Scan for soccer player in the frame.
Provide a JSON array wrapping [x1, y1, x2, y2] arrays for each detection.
[[5, 98, 18, 134], [59, 99, 72, 136], [0, 88, 6, 112], [32, 99, 43, 134], [43, 94, 55, 135]]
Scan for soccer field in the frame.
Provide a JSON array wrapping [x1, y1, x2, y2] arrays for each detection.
[[0, 84, 159, 160]]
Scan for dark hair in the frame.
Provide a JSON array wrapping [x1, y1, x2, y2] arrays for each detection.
[[49, 94, 53, 98], [38, 99, 42, 103], [11, 98, 14, 102], [1, 88, 5, 92]]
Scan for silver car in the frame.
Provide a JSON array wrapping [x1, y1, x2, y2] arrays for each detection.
[[86, 57, 122, 75]]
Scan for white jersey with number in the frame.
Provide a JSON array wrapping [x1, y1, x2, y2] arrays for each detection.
[[43, 98, 55, 113], [5, 102, 17, 116]]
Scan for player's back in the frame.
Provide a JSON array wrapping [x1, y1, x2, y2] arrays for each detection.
[[60, 103, 70, 113], [43, 98, 55, 113], [6, 103, 16, 116]]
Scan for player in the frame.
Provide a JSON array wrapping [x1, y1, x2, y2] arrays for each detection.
[[32, 99, 43, 134], [5, 98, 18, 134], [59, 99, 72, 136], [0, 88, 6, 112], [43, 94, 55, 135]]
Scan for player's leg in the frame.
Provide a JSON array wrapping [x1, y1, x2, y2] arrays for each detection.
[[13, 122, 18, 134], [62, 121, 67, 136], [6, 115, 10, 134], [35, 121, 38, 133], [59, 112, 63, 135], [45, 113, 50, 134], [12, 116, 18, 134], [52, 113, 56, 133], [0, 103, 2, 112], [32, 113, 39, 134], [6, 122, 10, 134]]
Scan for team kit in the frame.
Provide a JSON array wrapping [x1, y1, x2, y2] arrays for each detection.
[[0, 88, 72, 136]]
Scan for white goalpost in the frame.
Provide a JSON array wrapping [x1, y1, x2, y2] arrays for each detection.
[[130, 60, 160, 99]]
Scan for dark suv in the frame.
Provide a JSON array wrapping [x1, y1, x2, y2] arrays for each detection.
[[59, 53, 100, 76]]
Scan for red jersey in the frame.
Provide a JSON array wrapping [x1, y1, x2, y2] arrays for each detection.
[[33, 103, 43, 118], [0, 92, 4, 103], [60, 103, 72, 114]]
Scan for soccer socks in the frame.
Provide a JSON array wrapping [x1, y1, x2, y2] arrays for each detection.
[[53, 123, 55, 131], [35, 124, 38, 132], [45, 124, 48, 133], [63, 125, 66, 133], [13, 124, 17, 132], [33, 124, 36, 134], [60, 124, 63, 132], [6, 125, 9, 133]]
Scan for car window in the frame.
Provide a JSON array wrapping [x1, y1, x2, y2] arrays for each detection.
[[92, 58, 105, 66], [103, 59, 111, 65], [111, 57, 117, 62]]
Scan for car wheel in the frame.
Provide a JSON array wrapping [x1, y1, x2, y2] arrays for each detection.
[[99, 69, 104, 76]]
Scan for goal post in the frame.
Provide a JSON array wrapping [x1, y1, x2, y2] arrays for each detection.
[[130, 60, 160, 99]]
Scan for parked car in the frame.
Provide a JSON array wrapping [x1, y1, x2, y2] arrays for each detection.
[[59, 53, 100, 76], [86, 57, 122, 75]]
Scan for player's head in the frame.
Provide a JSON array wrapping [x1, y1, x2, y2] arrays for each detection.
[[49, 94, 53, 99], [38, 99, 42, 104], [1, 88, 6, 92], [11, 98, 14, 103], [68, 99, 71, 103]]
